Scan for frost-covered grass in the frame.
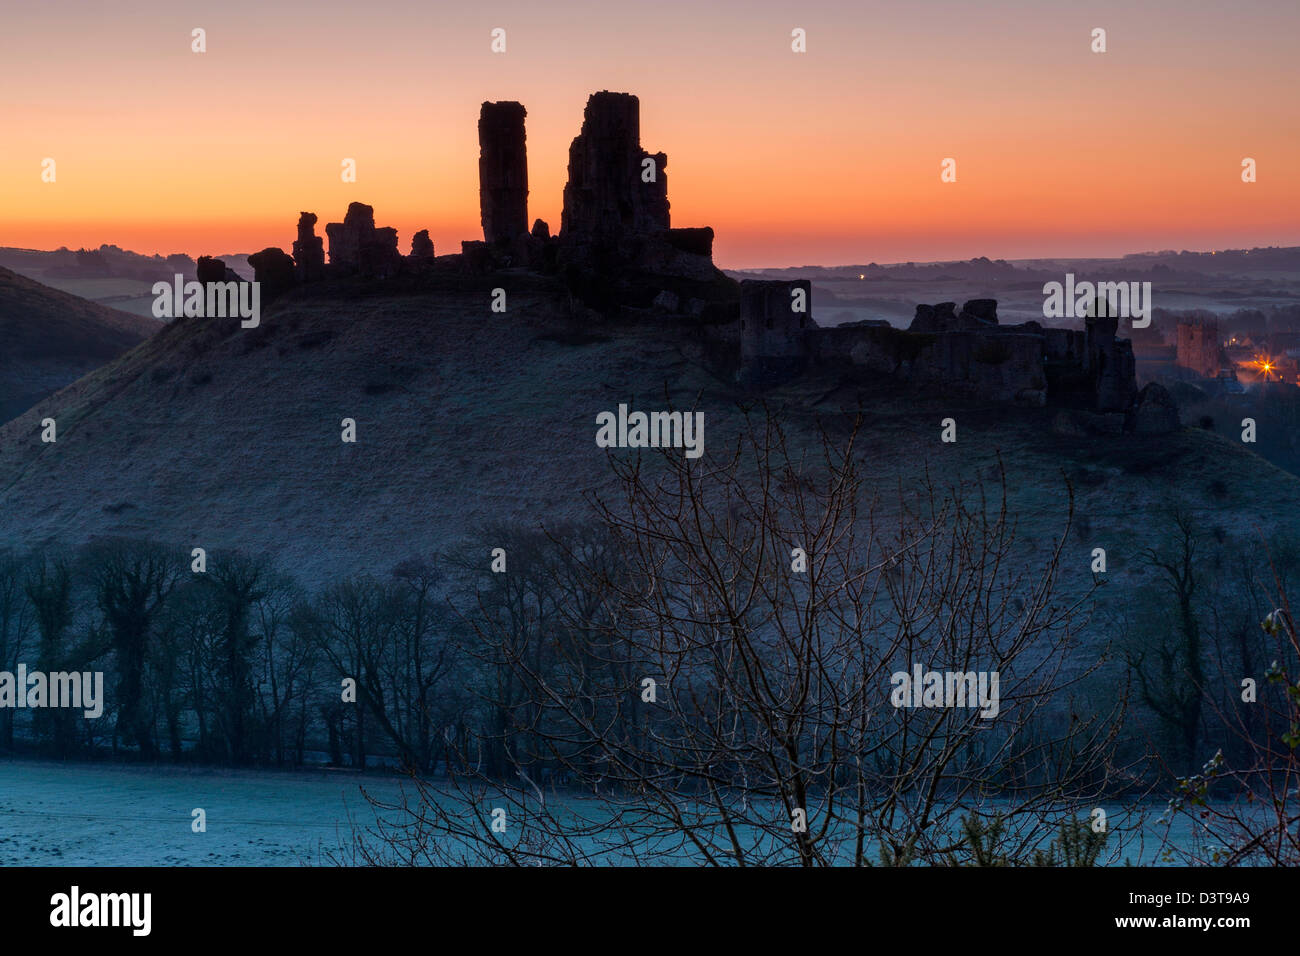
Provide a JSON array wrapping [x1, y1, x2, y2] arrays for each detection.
[[0, 758, 1226, 866], [0, 758, 398, 866]]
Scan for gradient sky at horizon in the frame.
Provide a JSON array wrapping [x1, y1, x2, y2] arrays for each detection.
[[2, 0, 1296, 268]]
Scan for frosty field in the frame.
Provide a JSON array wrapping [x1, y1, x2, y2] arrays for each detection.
[[0, 758, 1224, 867], [0, 759, 398, 866]]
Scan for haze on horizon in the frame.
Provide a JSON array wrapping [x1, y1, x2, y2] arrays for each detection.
[[2, 0, 1297, 269]]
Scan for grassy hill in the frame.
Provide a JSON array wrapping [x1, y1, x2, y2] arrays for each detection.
[[0, 270, 1295, 594], [0, 266, 160, 421]]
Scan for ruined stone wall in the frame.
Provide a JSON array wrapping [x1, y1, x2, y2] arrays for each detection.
[[1043, 327, 1092, 404], [738, 279, 813, 384], [811, 324, 1046, 402], [325, 202, 400, 277], [789, 298, 1138, 410], [924, 332, 1046, 403], [909, 299, 999, 333], [324, 203, 372, 268]]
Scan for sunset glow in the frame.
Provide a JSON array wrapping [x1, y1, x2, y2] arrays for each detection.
[[2, 0, 1297, 267]]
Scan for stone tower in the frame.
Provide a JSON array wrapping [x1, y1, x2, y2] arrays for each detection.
[[559, 91, 669, 250], [1176, 318, 1223, 378], [478, 101, 529, 245]]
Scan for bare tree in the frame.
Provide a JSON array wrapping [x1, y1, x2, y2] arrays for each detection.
[[305, 575, 405, 769], [87, 539, 180, 759], [1125, 507, 1207, 775], [1160, 544, 1300, 866], [347, 407, 1129, 866], [0, 550, 35, 750], [253, 575, 314, 766]]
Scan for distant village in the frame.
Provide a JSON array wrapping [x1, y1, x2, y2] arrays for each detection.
[[1157, 312, 1300, 394]]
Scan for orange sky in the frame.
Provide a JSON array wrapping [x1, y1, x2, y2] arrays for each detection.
[[2, 0, 1296, 267]]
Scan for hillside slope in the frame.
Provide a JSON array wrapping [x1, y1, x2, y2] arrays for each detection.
[[0, 266, 160, 420], [0, 272, 1296, 590]]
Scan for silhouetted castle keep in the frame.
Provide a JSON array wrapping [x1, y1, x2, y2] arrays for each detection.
[[560, 92, 669, 250], [549, 91, 716, 281]]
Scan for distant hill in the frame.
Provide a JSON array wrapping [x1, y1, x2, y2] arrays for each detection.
[[0, 246, 199, 319], [731, 249, 1300, 330], [0, 266, 160, 421]]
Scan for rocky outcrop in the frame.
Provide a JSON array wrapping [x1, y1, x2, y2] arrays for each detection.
[[478, 101, 529, 245], [293, 212, 325, 282]]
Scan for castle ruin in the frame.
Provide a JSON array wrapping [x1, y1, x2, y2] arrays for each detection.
[[324, 203, 402, 278], [235, 88, 1152, 428], [293, 213, 325, 282], [478, 101, 530, 247], [560, 92, 669, 251], [555, 91, 718, 283], [736, 281, 1152, 425]]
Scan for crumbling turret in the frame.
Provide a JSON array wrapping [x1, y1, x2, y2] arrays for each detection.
[[478, 101, 530, 246], [560, 91, 669, 250], [293, 212, 325, 282]]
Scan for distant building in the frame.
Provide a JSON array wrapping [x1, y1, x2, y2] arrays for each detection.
[[1176, 318, 1224, 379]]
